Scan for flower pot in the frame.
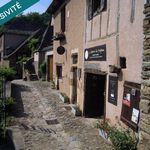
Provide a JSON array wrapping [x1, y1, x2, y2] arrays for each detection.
[[98, 129, 108, 140], [59, 93, 69, 103], [71, 105, 82, 116]]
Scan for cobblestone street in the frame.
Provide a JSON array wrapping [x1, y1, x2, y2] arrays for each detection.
[[11, 80, 112, 150]]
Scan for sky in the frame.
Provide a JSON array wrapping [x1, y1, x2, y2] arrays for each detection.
[[0, 0, 52, 14]]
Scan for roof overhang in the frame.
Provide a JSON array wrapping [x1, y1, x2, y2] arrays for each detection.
[[46, 0, 66, 14]]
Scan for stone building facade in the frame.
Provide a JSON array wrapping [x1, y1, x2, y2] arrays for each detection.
[[84, 0, 144, 129], [47, 0, 85, 106], [48, 0, 146, 136], [139, 1, 150, 149]]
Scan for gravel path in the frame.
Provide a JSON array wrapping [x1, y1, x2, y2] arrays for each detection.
[[11, 80, 112, 150]]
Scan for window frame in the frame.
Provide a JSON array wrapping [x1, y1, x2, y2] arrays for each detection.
[[88, 0, 107, 20], [56, 65, 62, 79], [72, 54, 78, 65]]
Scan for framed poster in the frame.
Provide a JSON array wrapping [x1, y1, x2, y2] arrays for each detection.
[[108, 76, 118, 106], [121, 81, 141, 131]]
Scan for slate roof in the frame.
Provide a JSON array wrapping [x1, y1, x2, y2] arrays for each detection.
[[5, 29, 40, 59], [47, 0, 66, 14], [37, 25, 53, 52]]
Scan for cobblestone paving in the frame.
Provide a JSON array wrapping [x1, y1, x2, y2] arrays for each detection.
[[13, 80, 112, 150]]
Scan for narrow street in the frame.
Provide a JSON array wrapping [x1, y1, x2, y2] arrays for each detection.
[[10, 80, 112, 150]]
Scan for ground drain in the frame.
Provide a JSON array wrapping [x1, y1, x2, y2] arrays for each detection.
[[21, 123, 56, 134], [45, 118, 59, 125]]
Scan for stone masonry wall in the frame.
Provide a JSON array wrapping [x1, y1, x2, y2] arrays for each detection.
[[139, 1, 150, 149]]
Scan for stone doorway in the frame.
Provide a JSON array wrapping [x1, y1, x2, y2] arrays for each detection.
[[84, 73, 106, 118]]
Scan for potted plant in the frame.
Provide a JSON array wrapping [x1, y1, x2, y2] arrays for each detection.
[[108, 127, 137, 150], [59, 92, 69, 103], [95, 121, 110, 141], [71, 105, 82, 116]]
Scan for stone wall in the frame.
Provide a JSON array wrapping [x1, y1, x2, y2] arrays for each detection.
[[139, 2, 150, 149]]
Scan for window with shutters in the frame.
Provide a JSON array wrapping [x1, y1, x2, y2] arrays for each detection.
[[121, 81, 141, 132], [88, 0, 107, 20]]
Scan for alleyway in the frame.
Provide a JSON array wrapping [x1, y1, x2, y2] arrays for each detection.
[[11, 80, 112, 150]]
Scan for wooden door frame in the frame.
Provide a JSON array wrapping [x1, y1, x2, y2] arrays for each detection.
[[83, 70, 107, 119], [47, 55, 53, 81], [71, 66, 78, 104]]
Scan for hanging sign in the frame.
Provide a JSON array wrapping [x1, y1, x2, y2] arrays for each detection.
[[57, 46, 65, 55], [0, 0, 40, 25], [84, 44, 106, 61]]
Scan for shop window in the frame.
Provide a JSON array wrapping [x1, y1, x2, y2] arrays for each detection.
[[108, 76, 118, 106], [72, 54, 78, 64], [61, 6, 66, 32], [121, 81, 141, 132], [88, 0, 107, 20], [56, 65, 62, 79]]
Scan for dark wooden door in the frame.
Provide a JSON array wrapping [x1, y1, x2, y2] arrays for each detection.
[[84, 73, 106, 117], [72, 68, 77, 104], [48, 56, 53, 81]]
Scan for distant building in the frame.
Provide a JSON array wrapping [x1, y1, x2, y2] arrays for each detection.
[[47, 0, 85, 105], [0, 29, 31, 68], [34, 24, 53, 81]]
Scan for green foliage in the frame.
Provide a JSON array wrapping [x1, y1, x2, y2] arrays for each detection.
[[39, 61, 46, 76], [0, 97, 15, 117], [108, 128, 137, 150], [22, 12, 51, 25], [3, 12, 51, 27], [95, 121, 137, 150], [95, 121, 110, 133], [0, 26, 5, 34], [27, 38, 38, 54], [0, 67, 16, 81], [0, 97, 15, 111], [16, 56, 30, 65], [0, 97, 15, 139], [5, 97, 15, 106], [60, 92, 69, 102]]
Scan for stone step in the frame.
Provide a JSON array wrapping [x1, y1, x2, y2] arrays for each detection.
[[6, 126, 24, 150]]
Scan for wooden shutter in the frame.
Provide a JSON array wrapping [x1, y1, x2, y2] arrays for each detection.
[[88, 0, 93, 20], [121, 81, 141, 132], [61, 6, 66, 32]]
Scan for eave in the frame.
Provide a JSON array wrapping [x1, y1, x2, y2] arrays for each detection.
[[46, 0, 66, 14]]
